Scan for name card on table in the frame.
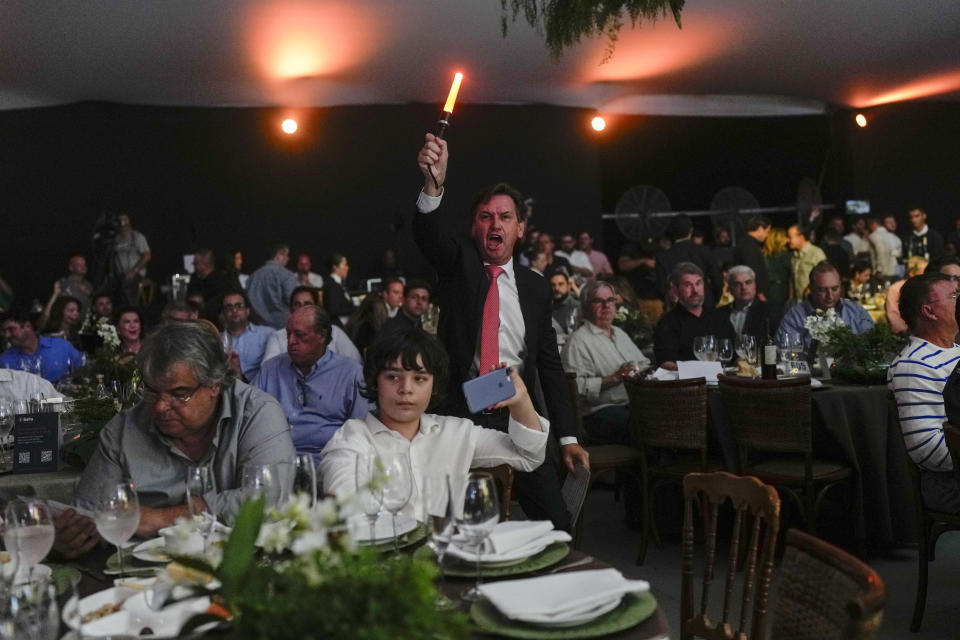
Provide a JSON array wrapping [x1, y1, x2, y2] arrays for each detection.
[[677, 360, 723, 383], [13, 412, 60, 474]]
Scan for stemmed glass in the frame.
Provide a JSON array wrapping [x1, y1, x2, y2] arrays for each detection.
[[355, 453, 384, 544], [19, 356, 42, 379], [0, 532, 20, 600], [187, 465, 217, 554], [0, 402, 12, 473], [241, 463, 281, 510], [718, 338, 734, 369], [380, 452, 413, 553], [3, 500, 54, 585], [458, 472, 500, 602], [422, 474, 455, 599], [292, 454, 318, 508], [693, 335, 717, 362], [94, 482, 140, 580]]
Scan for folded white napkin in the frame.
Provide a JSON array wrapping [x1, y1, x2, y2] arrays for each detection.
[[677, 360, 723, 382], [810, 378, 823, 388], [479, 568, 649, 621], [448, 520, 570, 563], [651, 367, 678, 381]]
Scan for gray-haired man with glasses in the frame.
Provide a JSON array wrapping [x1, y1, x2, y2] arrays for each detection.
[[73, 322, 295, 542]]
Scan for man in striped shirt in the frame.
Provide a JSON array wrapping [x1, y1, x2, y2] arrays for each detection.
[[889, 272, 960, 513]]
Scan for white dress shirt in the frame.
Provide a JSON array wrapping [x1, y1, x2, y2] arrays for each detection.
[[555, 250, 594, 276], [0, 369, 59, 403], [561, 321, 650, 415], [319, 411, 549, 519], [869, 227, 903, 278]]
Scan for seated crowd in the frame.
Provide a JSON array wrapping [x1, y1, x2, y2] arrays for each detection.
[[1, 133, 958, 568]]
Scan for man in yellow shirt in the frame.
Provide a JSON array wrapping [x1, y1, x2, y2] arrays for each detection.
[[788, 225, 827, 301]]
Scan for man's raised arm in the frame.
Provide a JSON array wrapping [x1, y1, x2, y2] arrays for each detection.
[[417, 133, 448, 198]]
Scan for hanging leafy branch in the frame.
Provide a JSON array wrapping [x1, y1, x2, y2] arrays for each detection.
[[501, 0, 685, 62]]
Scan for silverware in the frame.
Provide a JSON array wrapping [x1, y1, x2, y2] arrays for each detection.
[[549, 555, 595, 574]]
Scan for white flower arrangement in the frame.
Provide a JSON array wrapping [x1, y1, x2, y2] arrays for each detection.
[[253, 491, 360, 558], [804, 308, 846, 344]]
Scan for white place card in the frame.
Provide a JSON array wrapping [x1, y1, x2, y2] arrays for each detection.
[[677, 360, 723, 383]]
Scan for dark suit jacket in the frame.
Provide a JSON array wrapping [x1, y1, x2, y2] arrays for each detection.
[[717, 300, 774, 340], [733, 235, 769, 296], [324, 278, 355, 327], [412, 205, 576, 441], [656, 240, 724, 305]]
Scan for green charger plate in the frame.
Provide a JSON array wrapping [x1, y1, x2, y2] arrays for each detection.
[[365, 522, 430, 552], [436, 542, 569, 578], [470, 591, 658, 639], [47, 565, 82, 596], [104, 545, 164, 576]]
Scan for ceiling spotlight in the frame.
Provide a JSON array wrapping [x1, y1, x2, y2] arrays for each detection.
[[281, 118, 298, 134], [855, 113, 867, 128], [591, 116, 606, 132]]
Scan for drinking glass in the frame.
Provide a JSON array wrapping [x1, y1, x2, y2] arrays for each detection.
[[0, 534, 19, 600], [293, 454, 318, 508], [0, 402, 12, 473], [19, 356, 41, 379], [3, 500, 54, 584], [355, 453, 384, 544], [186, 465, 216, 553], [458, 472, 500, 601], [718, 338, 734, 368], [241, 463, 281, 510], [380, 452, 413, 553], [778, 331, 804, 362], [220, 333, 233, 354], [422, 475, 455, 601], [2, 579, 58, 640], [693, 335, 717, 362], [11, 401, 28, 417], [94, 482, 140, 580]]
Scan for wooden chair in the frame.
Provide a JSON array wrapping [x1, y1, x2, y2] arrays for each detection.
[[681, 471, 781, 640], [717, 375, 851, 533], [625, 376, 713, 564], [564, 372, 643, 546], [771, 528, 886, 640], [900, 408, 960, 632], [470, 464, 515, 521]]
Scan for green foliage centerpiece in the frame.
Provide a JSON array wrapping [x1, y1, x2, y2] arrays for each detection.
[[500, 0, 685, 61], [180, 493, 469, 640], [806, 309, 904, 384]]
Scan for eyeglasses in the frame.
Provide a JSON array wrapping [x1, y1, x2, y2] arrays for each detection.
[[143, 382, 203, 407], [589, 297, 617, 306], [223, 302, 247, 312]]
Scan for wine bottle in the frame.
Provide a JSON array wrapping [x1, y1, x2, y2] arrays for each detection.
[[761, 320, 778, 380]]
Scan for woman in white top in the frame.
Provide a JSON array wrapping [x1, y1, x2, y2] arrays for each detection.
[[319, 328, 549, 519]]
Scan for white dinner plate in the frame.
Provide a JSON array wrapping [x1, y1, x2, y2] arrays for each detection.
[[350, 514, 417, 544], [132, 538, 170, 563], [62, 586, 212, 638]]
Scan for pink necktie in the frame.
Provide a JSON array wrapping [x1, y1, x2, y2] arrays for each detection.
[[480, 265, 504, 375]]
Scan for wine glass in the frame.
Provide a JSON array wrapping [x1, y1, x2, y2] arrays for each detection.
[[718, 338, 734, 369], [693, 335, 717, 362], [293, 454, 318, 508], [422, 475, 455, 603], [0, 532, 19, 600], [241, 463, 281, 510], [458, 472, 500, 601], [94, 483, 140, 580], [186, 465, 216, 553], [220, 333, 233, 354], [3, 500, 54, 584], [380, 452, 413, 553], [355, 453, 384, 544]]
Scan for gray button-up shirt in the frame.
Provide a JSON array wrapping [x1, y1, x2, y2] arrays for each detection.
[[246, 259, 299, 330], [76, 380, 295, 521]]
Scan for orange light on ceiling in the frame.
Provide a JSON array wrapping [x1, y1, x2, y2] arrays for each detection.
[[591, 116, 606, 132], [281, 118, 298, 134], [443, 73, 464, 113], [850, 69, 960, 107], [854, 113, 867, 128]]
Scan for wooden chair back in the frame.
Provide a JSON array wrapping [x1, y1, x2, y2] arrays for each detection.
[[626, 377, 708, 453], [717, 375, 812, 462], [771, 528, 886, 640], [681, 471, 781, 640], [564, 371, 589, 443], [471, 464, 515, 521]]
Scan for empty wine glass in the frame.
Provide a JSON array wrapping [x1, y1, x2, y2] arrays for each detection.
[[241, 463, 281, 510], [94, 482, 140, 579], [3, 500, 54, 584], [718, 338, 734, 368], [293, 454, 318, 508], [380, 452, 413, 553], [355, 453, 384, 544], [693, 335, 717, 362], [423, 474, 455, 604], [186, 465, 216, 553], [458, 472, 500, 602]]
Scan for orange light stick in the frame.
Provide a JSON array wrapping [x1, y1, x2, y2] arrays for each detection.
[[435, 72, 463, 139]]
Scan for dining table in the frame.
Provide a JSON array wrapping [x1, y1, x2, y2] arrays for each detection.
[[63, 537, 670, 639], [708, 380, 916, 546]]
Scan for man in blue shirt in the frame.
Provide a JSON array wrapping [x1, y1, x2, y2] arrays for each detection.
[[777, 261, 874, 349], [220, 291, 272, 382], [1, 308, 82, 384], [246, 244, 298, 329], [252, 305, 369, 464]]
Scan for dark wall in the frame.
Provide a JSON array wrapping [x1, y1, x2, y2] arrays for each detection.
[[2, 100, 959, 307], [0, 102, 601, 304]]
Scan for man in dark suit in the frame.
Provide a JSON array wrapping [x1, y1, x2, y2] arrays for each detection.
[[733, 215, 771, 300], [655, 215, 724, 306], [381, 280, 431, 336], [413, 133, 589, 531], [718, 265, 775, 340], [324, 252, 356, 328]]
